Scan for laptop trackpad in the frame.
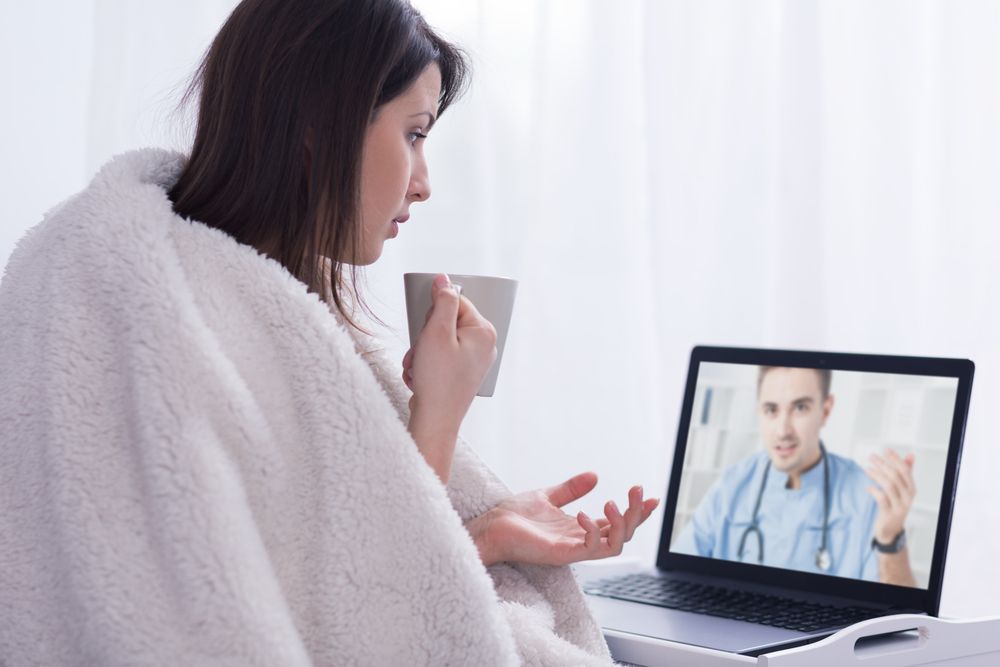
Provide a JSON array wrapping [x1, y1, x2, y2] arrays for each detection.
[[588, 595, 808, 654]]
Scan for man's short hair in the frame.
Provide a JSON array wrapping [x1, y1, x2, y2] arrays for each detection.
[[757, 366, 832, 400]]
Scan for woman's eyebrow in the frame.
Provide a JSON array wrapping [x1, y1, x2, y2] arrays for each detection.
[[409, 111, 437, 129]]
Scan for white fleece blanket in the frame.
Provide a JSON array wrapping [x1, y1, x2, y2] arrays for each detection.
[[0, 149, 612, 666]]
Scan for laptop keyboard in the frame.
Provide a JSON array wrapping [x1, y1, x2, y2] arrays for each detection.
[[583, 574, 888, 633]]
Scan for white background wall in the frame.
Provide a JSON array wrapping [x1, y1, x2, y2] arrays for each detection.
[[2, 0, 999, 618]]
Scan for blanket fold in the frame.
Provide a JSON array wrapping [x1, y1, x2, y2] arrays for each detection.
[[0, 149, 612, 666]]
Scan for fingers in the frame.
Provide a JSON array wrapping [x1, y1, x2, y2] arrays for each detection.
[[599, 488, 660, 542], [546, 471, 598, 507], [867, 448, 918, 543], [457, 298, 498, 359], [423, 274, 461, 339], [605, 501, 626, 555], [867, 450, 916, 507], [605, 486, 655, 552], [882, 450, 916, 496], [867, 485, 889, 513], [570, 485, 661, 562], [642, 497, 660, 520], [452, 286, 492, 330], [402, 348, 414, 390], [617, 487, 637, 542], [577, 511, 601, 550], [448, 286, 497, 352], [866, 460, 903, 507], [421, 275, 496, 362]]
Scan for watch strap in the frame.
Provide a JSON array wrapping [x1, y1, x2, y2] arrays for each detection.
[[871, 529, 907, 554]]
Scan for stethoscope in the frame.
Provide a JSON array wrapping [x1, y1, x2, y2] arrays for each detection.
[[736, 442, 832, 572]]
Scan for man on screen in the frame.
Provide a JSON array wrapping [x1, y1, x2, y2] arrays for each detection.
[[674, 366, 917, 586]]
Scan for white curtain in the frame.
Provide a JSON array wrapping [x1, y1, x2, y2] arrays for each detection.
[[2, 0, 999, 618]]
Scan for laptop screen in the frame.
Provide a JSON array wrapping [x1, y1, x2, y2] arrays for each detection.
[[668, 360, 961, 591]]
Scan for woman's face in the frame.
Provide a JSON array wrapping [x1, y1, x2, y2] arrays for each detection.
[[357, 64, 442, 265]]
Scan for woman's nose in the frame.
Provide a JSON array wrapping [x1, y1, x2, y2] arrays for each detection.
[[408, 161, 431, 202]]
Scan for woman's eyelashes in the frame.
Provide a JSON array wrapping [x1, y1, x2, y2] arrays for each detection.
[[408, 130, 428, 145]]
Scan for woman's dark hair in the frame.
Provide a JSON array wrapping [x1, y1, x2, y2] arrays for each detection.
[[169, 0, 468, 327]]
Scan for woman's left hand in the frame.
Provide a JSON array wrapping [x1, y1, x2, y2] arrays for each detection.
[[465, 472, 659, 567]]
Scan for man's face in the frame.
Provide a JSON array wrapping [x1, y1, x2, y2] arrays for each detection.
[[758, 368, 834, 475]]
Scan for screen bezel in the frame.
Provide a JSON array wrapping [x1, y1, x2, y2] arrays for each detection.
[[655, 346, 974, 614]]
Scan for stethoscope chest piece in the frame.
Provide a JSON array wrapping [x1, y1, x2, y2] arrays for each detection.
[[815, 547, 832, 571], [739, 442, 835, 573]]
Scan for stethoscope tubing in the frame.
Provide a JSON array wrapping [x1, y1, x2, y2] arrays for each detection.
[[737, 442, 832, 571]]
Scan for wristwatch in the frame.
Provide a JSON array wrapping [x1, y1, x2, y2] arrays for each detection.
[[871, 530, 907, 554]]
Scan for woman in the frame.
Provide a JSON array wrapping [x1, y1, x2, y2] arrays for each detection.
[[0, 1, 657, 664]]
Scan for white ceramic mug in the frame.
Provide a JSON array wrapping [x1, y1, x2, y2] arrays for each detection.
[[403, 272, 518, 397]]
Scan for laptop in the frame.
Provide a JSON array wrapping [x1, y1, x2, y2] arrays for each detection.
[[578, 346, 974, 657]]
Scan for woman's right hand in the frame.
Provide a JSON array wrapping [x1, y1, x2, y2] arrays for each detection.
[[464, 473, 660, 567], [404, 274, 497, 482]]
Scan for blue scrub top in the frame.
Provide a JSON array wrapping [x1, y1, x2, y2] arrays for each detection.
[[673, 449, 879, 581]]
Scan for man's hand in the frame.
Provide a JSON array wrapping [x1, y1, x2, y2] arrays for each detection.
[[866, 448, 916, 544], [465, 472, 659, 567]]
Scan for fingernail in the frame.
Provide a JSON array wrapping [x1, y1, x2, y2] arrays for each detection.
[[609, 501, 620, 515], [433, 273, 451, 289]]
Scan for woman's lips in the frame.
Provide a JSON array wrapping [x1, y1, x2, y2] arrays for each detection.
[[389, 215, 408, 239]]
